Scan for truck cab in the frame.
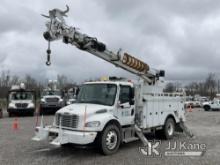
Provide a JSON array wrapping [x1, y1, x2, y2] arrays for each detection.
[[7, 84, 36, 117], [55, 80, 135, 133], [34, 81, 136, 154]]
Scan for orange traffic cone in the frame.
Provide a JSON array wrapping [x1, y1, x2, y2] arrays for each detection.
[[12, 118, 19, 130]]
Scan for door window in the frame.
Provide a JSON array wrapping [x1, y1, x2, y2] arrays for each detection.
[[119, 86, 131, 104]]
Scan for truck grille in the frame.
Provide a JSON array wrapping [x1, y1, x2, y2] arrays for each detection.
[[46, 98, 59, 103], [15, 103, 28, 108], [56, 113, 79, 129]]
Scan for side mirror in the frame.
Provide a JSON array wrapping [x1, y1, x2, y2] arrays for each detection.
[[118, 101, 129, 108]]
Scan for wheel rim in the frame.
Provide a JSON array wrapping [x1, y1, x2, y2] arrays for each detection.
[[167, 122, 174, 136], [105, 130, 118, 150]]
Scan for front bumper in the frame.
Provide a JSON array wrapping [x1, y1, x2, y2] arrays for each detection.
[[40, 104, 62, 113], [7, 108, 35, 114], [32, 126, 97, 145]]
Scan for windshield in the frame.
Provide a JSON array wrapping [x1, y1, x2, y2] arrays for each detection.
[[10, 92, 33, 100], [77, 84, 117, 106], [42, 90, 61, 96]]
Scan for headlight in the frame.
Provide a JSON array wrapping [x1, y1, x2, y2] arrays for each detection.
[[40, 98, 45, 103], [85, 121, 101, 127], [28, 103, 34, 108], [9, 103, 15, 108]]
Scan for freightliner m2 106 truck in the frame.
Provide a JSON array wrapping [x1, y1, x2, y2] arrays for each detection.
[[33, 6, 192, 155]]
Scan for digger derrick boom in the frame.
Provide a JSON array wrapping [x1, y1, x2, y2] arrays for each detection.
[[42, 6, 163, 83]]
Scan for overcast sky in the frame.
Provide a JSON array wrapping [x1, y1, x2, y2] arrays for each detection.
[[1, 0, 220, 83]]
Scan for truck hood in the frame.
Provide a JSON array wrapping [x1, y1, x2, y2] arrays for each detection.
[[57, 103, 112, 116], [202, 101, 211, 106]]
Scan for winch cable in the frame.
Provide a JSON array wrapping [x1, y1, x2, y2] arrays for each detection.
[[46, 18, 52, 66]]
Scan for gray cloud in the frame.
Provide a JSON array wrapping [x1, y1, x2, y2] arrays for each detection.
[[0, 0, 220, 83]]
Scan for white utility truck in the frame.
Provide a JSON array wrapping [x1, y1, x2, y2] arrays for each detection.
[[40, 80, 64, 115], [33, 6, 192, 155], [203, 98, 220, 111], [7, 83, 36, 116]]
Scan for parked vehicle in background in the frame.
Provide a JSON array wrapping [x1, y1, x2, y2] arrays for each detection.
[[7, 83, 36, 117], [184, 95, 208, 108], [39, 80, 64, 115], [199, 96, 209, 107], [203, 98, 220, 111], [184, 96, 198, 108]]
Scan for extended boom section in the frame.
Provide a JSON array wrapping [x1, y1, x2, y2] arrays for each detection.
[[42, 6, 162, 83]]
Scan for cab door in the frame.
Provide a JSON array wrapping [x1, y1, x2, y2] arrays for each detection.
[[117, 85, 135, 126]]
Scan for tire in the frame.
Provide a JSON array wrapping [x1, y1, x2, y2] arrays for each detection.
[[61, 143, 72, 148], [98, 124, 121, 155], [204, 105, 211, 111], [162, 118, 175, 140]]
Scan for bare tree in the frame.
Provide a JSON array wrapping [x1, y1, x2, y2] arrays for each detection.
[[0, 70, 10, 87], [164, 82, 175, 93], [204, 73, 216, 98], [24, 74, 38, 89], [57, 74, 68, 89], [9, 75, 19, 86]]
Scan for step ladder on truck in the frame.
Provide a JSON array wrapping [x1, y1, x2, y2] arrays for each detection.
[[32, 5, 194, 155]]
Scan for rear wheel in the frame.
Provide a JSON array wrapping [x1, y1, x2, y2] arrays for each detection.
[[98, 124, 121, 155], [162, 118, 175, 139]]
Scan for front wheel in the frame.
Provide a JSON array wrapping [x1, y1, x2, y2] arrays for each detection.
[[98, 124, 121, 155], [203, 105, 211, 111]]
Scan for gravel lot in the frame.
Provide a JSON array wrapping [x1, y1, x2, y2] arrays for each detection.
[[0, 108, 220, 165]]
